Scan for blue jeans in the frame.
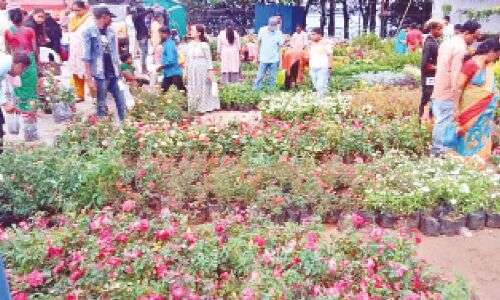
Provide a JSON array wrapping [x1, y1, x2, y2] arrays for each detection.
[[95, 77, 126, 121], [431, 99, 454, 155], [254, 62, 279, 90], [310, 68, 329, 96], [0, 256, 11, 300]]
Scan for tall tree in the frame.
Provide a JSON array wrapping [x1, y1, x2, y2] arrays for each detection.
[[369, 0, 377, 32], [358, 0, 369, 33], [320, 0, 327, 33], [328, 0, 336, 36], [379, 0, 389, 37], [341, 0, 350, 39]]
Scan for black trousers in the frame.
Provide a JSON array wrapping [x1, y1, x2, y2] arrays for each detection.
[[419, 84, 434, 119], [284, 61, 300, 90], [162, 75, 186, 93]]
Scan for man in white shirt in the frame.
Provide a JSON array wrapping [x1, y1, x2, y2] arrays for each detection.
[[443, 16, 454, 40], [290, 25, 308, 50]]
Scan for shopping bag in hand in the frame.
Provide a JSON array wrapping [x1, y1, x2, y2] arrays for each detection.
[[118, 80, 135, 110], [211, 81, 219, 98]]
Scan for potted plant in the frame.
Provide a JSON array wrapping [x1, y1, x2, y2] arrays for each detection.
[[52, 85, 75, 123], [22, 111, 39, 142], [486, 200, 500, 228]]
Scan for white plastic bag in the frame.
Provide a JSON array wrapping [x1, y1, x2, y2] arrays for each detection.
[[211, 81, 219, 98], [7, 113, 20, 135], [118, 80, 135, 110]]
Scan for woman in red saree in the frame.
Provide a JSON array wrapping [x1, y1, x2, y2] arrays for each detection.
[[449, 38, 500, 160]]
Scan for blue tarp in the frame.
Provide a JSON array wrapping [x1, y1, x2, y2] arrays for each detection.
[[143, 0, 187, 37], [254, 4, 305, 35]]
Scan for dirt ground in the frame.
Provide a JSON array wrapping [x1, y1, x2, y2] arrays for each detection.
[[417, 229, 500, 300]]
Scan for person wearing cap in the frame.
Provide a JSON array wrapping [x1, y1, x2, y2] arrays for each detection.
[[82, 6, 126, 121], [254, 16, 285, 90], [430, 20, 481, 157]]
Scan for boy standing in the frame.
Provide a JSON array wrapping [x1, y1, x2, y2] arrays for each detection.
[[308, 27, 331, 97]]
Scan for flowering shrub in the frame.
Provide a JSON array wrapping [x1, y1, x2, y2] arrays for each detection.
[[1, 209, 448, 299], [259, 91, 351, 121], [354, 71, 417, 87], [361, 153, 500, 215]]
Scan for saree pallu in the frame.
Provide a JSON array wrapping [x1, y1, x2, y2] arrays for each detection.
[[447, 67, 498, 160], [14, 53, 38, 111]]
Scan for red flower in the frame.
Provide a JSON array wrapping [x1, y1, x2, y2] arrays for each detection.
[[26, 270, 44, 288], [220, 271, 229, 281], [121, 200, 136, 213], [252, 236, 266, 248], [273, 267, 283, 278], [47, 246, 64, 259], [65, 293, 78, 300], [414, 232, 422, 244], [69, 269, 85, 284]]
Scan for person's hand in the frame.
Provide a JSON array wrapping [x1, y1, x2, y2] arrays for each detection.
[[157, 65, 165, 72]]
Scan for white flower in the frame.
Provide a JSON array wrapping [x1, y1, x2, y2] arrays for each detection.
[[459, 183, 470, 194], [450, 198, 458, 205]]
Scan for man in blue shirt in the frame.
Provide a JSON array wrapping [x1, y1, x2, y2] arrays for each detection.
[[160, 26, 185, 93], [254, 17, 285, 90], [83, 6, 126, 121]]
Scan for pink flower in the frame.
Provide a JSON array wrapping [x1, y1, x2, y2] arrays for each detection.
[[121, 200, 136, 213], [26, 270, 44, 288], [328, 259, 337, 274], [136, 168, 147, 179], [183, 232, 196, 245], [155, 263, 169, 279], [171, 285, 187, 300], [12, 293, 29, 300], [124, 266, 133, 274], [47, 246, 64, 259], [139, 294, 166, 300], [252, 236, 265, 248], [52, 260, 66, 274], [311, 285, 321, 297], [155, 225, 177, 242], [220, 271, 229, 281], [107, 256, 122, 268], [241, 288, 256, 300], [115, 232, 129, 244], [356, 292, 370, 300], [124, 249, 143, 260], [187, 292, 201, 300], [403, 292, 421, 300], [325, 287, 340, 297], [87, 115, 98, 126], [305, 232, 319, 251], [69, 269, 85, 283], [147, 181, 156, 190], [135, 219, 150, 234], [366, 258, 376, 276], [273, 267, 283, 278], [369, 227, 383, 242], [214, 221, 226, 236], [352, 213, 365, 229]]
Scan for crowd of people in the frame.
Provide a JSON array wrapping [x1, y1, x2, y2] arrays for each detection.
[[416, 18, 499, 160], [0, 1, 498, 160]]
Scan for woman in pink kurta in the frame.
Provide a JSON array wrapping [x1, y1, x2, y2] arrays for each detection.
[[217, 22, 241, 84]]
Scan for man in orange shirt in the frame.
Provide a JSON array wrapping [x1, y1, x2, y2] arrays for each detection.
[[430, 20, 481, 156]]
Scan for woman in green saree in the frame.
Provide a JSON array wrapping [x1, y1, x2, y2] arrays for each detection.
[[4, 8, 39, 112]]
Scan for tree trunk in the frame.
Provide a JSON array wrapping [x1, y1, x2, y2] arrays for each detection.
[[359, 0, 369, 33], [328, 0, 336, 36], [342, 0, 349, 39], [379, 0, 389, 37], [320, 0, 327, 34], [369, 0, 377, 33], [304, 0, 314, 28]]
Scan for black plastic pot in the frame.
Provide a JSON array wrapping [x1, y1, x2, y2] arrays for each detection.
[[377, 212, 399, 229], [466, 211, 486, 230], [398, 213, 421, 229], [357, 211, 376, 225], [433, 203, 454, 219], [323, 209, 343, 225], [286, 207, 302, 223], [439, 215, 466, 236], [486, 213, 500, 228], [419, 215, 440, 236]]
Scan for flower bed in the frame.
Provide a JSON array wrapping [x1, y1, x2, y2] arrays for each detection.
[[1, 209, 450, 299]]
